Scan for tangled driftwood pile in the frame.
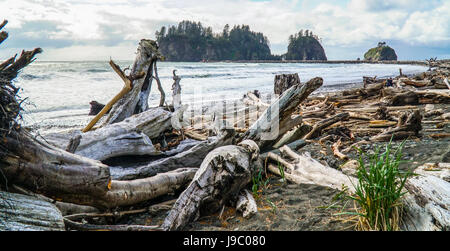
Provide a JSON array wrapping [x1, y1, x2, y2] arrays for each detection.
[[1, 21, 449, 231]]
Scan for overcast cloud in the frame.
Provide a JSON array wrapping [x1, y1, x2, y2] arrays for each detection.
[[0, 0, 448, 60]]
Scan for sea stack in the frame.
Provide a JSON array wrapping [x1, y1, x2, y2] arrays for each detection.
[[364, 42, 398, 61], [284, 30, 327, 60]]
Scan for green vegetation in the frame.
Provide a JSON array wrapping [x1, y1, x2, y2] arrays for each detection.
[[339, 140, 413, 231], [156, 20, 278, 61], [364, 42, 398, 61], [285, 29, 327, 60], [252, 164, 270, 198], [155, 21, 329, 61]]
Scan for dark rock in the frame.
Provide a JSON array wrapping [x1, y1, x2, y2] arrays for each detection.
[[274, 73, 301, 95], [89, 100, 108, 116]]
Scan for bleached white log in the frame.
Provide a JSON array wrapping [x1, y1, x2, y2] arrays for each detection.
[[414, 163, 450, 182], [402, 175, 450, 231], [275, 146, 356, 193], [236, 189, 258, 219], [44, 107, 172, 161]]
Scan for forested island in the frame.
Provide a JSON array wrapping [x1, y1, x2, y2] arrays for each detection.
[[155, 20, 327, 62], [364, 42, 398, 61], [285, 30, 327, 60]]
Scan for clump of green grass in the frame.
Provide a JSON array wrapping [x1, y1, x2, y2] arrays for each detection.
[[252, 164, 269, 198], [341, 140, 413, 231]]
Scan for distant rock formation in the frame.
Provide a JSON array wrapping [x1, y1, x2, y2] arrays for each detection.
[[364, 42, 398, 61], [156, 21, 278, 62], [284, 30, 327, 61]]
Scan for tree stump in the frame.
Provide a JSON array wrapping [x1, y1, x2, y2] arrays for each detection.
[[274, 73, 301, 95]]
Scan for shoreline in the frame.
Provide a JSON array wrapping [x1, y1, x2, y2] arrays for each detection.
[[206, 59, 430, 66]]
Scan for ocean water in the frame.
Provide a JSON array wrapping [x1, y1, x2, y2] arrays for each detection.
[[14, 61, 428, 132]]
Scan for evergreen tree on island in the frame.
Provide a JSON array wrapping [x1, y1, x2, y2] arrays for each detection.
[[284, 30, 327, 60], [155, 20, 279, 62]]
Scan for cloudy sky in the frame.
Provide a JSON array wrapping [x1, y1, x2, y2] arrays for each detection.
[[0, 0, 449, 61]]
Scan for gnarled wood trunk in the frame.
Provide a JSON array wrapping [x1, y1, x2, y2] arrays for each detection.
[[161, 140, 260, 231], [103, 39, 163, 125]]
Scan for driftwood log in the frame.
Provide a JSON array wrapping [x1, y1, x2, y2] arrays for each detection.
[[161, 140, 260, 231], [236, 189, 258, 219], [103, 39, 164, 125], [267, 146, 356, 192], [267, 146, 450, 231], [44, 107, 172, 161], [172, 70, 182, 109], [371, 110, 422, 142], [0, 192, 65, 231], [401, 175, 450, 231], [1, 132, 196, 209], [82, 60, 143, 132], [110, 129, 236, 180], [242, 77, 323, 150], [303, 112, 350, 139]]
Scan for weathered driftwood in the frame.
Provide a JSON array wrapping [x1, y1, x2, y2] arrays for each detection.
[[64, 218, 161, 231], [445, 78, 450, 90], [267, 146, 356, 192], [331, 139, 348, 160], [9, 184, 100, 216], [272, 124, 312, 149], [242, 90, 270, 109], [414, 163, 449, 182], [274, 73, 301, 95], [387, 91, 419, 106], [172, 70, 182, 109], [44, 107, 172, 161], [401, 175, 450, 231], [83, 60, 142, 132], [267, 147, 450, 231], [0, 192, 65, 231], [110, 129, 236, 180], [303, 112, 350, 139], [103, 39, 164, 125], [371, 110, 422, 142], [153, 61, 165, 107], [1, 131, 111, 204], [94, 168, 197, 209], [2, 130, 199, 209], [242, 77, 323, 150], [236, 189, 258, 219], [368, 120, 397, 128], [161, 140, 260, 231], [415, 89, 450, 104], [64, 199, 175, 221]]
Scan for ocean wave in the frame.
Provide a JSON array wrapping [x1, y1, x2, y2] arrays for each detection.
[[19, 74, 50, 80], [182, 73, 233, 78], [27, 105, 88, 114], [85, 69, 109, 73]]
